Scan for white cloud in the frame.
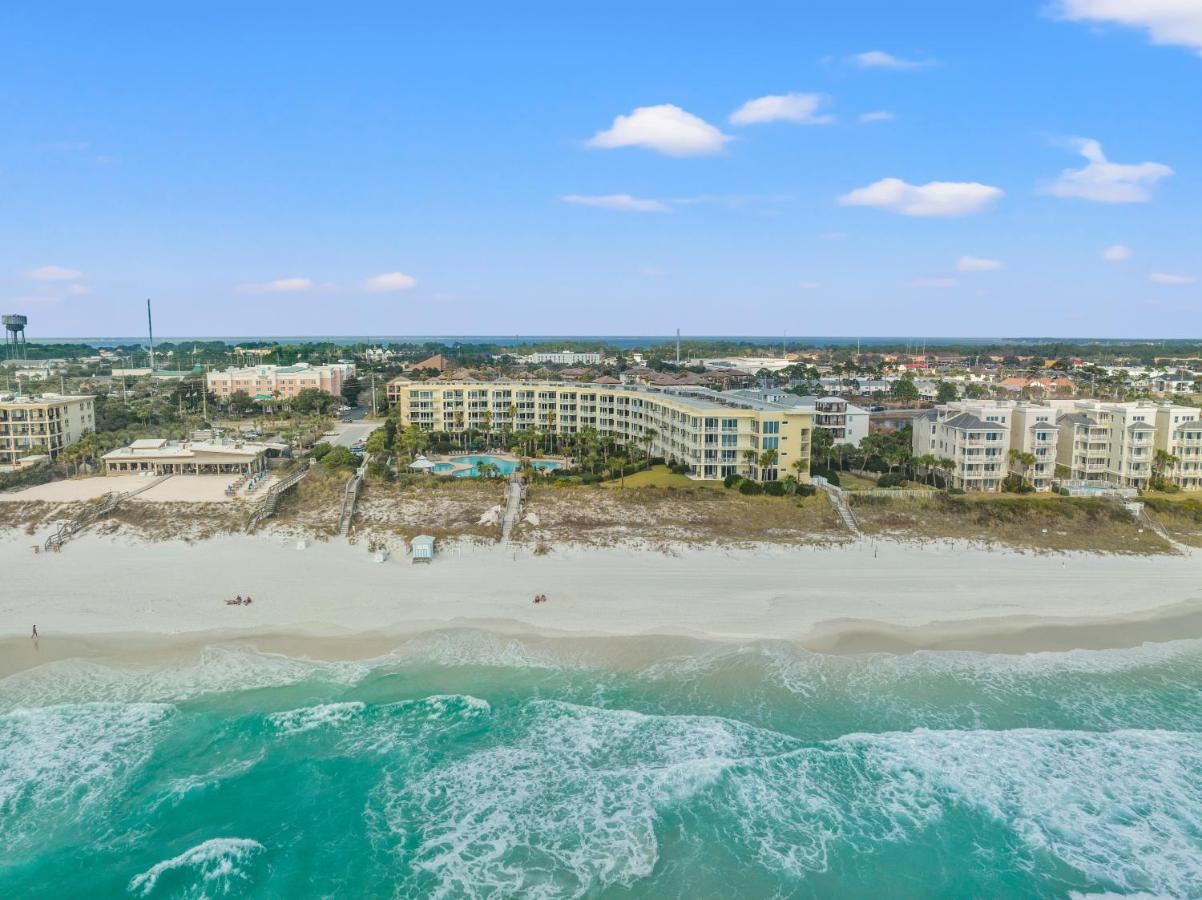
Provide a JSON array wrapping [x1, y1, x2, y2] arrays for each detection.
[[858, 110, 896, 123], [1057, 1, 1202, 55], [1101, 243, 1132, 262], [586, 104, 732, 157], [956, 255, 1004, 272], [730, 93, 833, 125], [848, 50, 935, 69], [1148, 272, 1196, 284], [799, 281, 821, 290], [237, 277, 316, 294], [561, 193, 669, 213], [839, 177, 1003, 216], [910, 277, 959, 289], [1042, 138, 1172, 203], [362, 271, 417, 292], [26, 264, 83, 281]]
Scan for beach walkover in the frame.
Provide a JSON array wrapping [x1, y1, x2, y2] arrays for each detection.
[[500, 474, 524, 543]]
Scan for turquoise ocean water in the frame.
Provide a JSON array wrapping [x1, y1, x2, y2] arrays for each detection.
[[2, 630, 1200, 898]]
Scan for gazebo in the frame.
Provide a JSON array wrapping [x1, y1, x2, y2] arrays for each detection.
[[408, 456, 437, 473]]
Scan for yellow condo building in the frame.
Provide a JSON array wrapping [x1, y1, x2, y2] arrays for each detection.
[[388, 379, 812, 482], [0, 393, 96, 469]]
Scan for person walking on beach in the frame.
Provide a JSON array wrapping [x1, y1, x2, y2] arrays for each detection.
[[31, 624, 38, 639]]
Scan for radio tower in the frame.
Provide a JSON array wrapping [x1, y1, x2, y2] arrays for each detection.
[[146, 299, 156, 372]]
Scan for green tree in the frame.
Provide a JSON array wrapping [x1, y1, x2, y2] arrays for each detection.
[[935, 381, 958, 403], [340, 375, 363, 406], [891, 378, 920, 403]]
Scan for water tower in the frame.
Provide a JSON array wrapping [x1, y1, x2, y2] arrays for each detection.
[[3, 314, 27, 361]]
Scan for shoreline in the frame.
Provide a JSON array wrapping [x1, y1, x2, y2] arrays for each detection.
[[5, 599, 1202, 679], [3, 530, 1201, 674]]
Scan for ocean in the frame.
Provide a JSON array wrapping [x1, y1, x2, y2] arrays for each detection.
[[2, 630, 1200, 898]]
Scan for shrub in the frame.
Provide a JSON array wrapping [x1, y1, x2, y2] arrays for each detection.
[[877, 472, 906, 488], [581, 473, 604, 485], [763, 480, 785, 496], [320, 445, 359, 471], [309, 442, 333, 461], [811, 464, 841, 487], [948, 487, 966, 495], [723, 473, 744, 489], [738, 480, 763, 495]]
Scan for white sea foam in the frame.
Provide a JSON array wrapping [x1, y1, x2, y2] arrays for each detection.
[[127, 837, 264, 897], [341, 694, 492, 756], [267, 701, 366, 735], [0, 702, 172, 855], [0, 646, 372, 709], [373, 700, 790, 898]]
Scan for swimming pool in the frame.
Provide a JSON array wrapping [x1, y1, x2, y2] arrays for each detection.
[[439, 455, 561, 478]]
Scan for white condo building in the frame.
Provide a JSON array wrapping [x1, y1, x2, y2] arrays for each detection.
[[913, 400, 1059, 491], [516, 350, 602, 366], [1049, 399, 1202, 490]]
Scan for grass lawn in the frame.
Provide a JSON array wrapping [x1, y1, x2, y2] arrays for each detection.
[[836, 471, 878, 491], [601, 465, 722, 489]]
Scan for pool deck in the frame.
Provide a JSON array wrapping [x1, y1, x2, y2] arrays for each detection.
[[427, 452, 566, 478]]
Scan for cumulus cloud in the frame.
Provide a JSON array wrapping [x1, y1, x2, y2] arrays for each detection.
[[858, 110, 896, 123], [839, 177, 1003, 216], [237, 277, 316, 294], [1041, 139, 1172, 203], [729, 93, 833, 125], [26, 264, 83, 281], [848, 50, 935, 69], [1101, 243, 1132, 262], [561, 193, 669, 213], [1148, 272, 1196, 284], [910, 277, 959, 289], [956, 256, 1003, 272], [586, 104, 732, 157], [363, 271, 417, 292], [1057, 1, 1202, 55]]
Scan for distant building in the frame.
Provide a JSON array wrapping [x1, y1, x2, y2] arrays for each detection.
[[0, 393, 95, 469], [517, 350, 602, 366], [102, 437, 268, 476], [407, 353, 451, 372], [207, 362, 354, 401]]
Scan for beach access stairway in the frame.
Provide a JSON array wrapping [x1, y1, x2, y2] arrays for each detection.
[[500, 474, 524, 543], [814, 479, 860, 535], [245, 461, 312, 533], [43, 473, 172, 551], [338, 454, 371, 537]]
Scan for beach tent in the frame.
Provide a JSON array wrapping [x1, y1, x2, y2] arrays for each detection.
[[408, 456, 436, 472], [411, 534, 435, 563]]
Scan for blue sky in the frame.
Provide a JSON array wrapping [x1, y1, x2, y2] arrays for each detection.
[[1, 1, 1200, 338]]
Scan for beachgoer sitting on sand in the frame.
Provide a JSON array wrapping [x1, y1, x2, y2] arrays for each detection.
[[244, 596, 253, 606]]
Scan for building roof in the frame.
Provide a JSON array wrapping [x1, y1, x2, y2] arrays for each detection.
[[1028, 420, 1060, 430], [1127, 421, 1156, 431], [410, 354, 450, 371], [942, 412, 1006, 431], [103, 439, 268, 461]]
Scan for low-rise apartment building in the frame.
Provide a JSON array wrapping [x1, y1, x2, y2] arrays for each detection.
[[389, 379, 812, 482], [102, 437, 269, 475], [207, 363, 354, 401], [913, 400, 1059, 491], [516, 350, 602, 366], [1050, 400, 1202, 489], [0, 393, 96, 468]]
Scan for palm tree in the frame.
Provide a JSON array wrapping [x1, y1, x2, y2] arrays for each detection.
[[791, 457, 809, 481], [544, 410, 557, 454], [743, 449, 758, 480], [641, 427, 658, 464], [938, 457, 956, 491], [610, 454, 627, 487], [758, 449, 779, 473], [1153, 448, 1180, 489]]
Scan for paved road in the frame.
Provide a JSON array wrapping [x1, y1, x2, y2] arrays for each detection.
[[323, 407, 384, 448]]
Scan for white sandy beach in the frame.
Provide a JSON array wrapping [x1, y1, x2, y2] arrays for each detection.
[[3, 526, 1201, 667], [0, 473, 277, 503]]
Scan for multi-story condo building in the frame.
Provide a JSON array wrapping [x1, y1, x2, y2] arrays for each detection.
[[389, 379, 812, 482], [0, 393, 96, 468], [724, 389, 869, 446], [516, 350, 602, 366], [206, 362, 354, 401], [1050, 400, 1202, 489], [913, 400, 1059, 491]]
